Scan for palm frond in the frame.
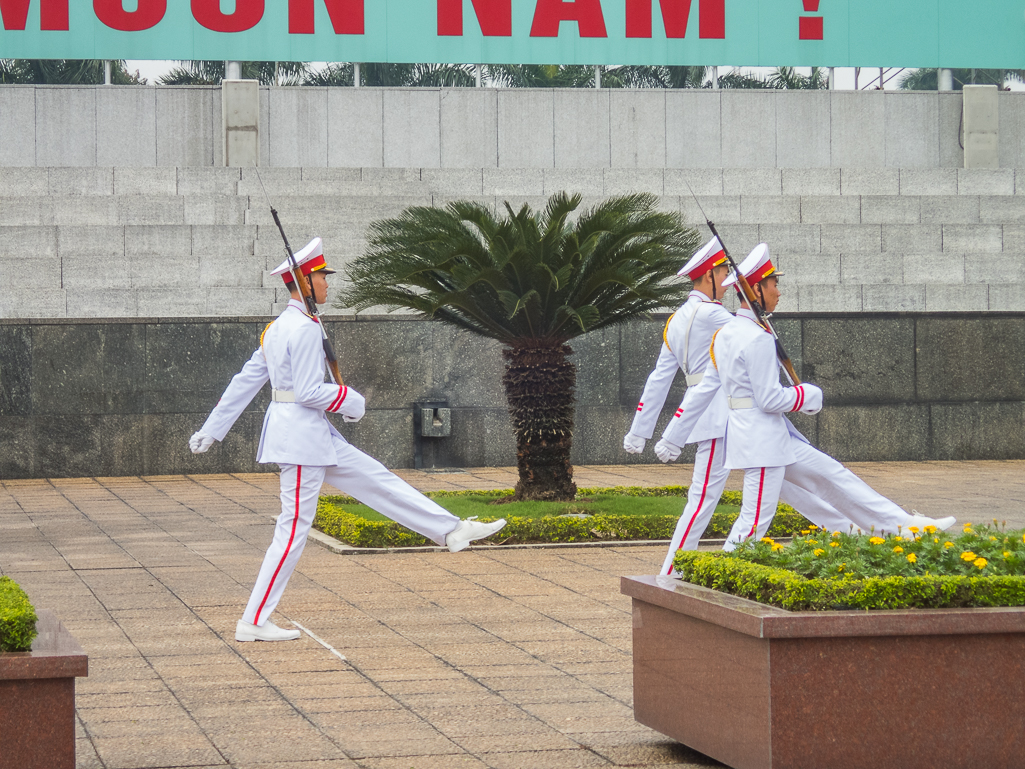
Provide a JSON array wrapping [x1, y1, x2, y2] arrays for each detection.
[[340, 193, 699, 345]]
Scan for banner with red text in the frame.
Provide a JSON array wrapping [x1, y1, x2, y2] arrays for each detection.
[[1, 0, 1022, 68]]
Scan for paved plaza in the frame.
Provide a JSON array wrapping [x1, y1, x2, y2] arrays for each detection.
[[2, 461, 1024, 769]]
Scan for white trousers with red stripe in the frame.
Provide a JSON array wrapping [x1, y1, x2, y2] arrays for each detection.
[[660, 438, 730, 575], [242, 435, 460, 626], [782, 440, 912, 535], [724, 466, 787, 551]]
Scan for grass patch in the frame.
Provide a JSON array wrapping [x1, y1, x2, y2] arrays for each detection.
[[314, 485, 814, 548], [673, 523, 1025, 611]]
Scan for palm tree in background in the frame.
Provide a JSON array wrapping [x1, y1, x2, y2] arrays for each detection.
[[899, 68, 1023, 90], [339, 193, 699, 501], [158, 61, 311, 85], [0, 59, 145, 84]]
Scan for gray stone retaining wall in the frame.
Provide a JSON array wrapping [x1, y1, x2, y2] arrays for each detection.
[[2, 313, 1021, 479], [5, 165, 1025, 319]]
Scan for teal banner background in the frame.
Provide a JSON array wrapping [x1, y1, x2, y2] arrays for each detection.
[[1, 0, 1023, 68]]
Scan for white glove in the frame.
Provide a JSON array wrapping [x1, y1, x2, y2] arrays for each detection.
[[189, 431, 216, 454], [654, 438, 682, 463], [623, 432, 646, 454], [795, 383, 823, 415]]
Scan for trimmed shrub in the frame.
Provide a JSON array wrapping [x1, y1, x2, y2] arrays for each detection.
[[314, 485, 814, 548], [0, 576, 38, 652], [673, 548, 1025, 611]]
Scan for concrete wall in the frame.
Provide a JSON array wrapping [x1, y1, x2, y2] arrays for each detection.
[[4, 165, 1025, 319], [4, 86, 1019, 170], [2, 313, 1021, 479]]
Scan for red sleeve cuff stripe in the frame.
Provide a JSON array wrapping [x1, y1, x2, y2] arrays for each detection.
[[792, 385, 804, 412], [328, 385, 348, 413]]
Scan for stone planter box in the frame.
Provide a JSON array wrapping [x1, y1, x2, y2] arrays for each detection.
[[622, 575, 1025, 769], [0, 610, 88, 769]]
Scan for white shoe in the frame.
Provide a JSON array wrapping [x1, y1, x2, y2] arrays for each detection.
[[235, 619, 301, 642], [445, 517, 507, 553], [908, 514, 957, 533]]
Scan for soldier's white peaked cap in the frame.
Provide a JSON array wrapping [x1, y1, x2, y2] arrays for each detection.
[[678, 236, 727, 279], [270, 237, 335, 283], [722, 243, 783, 287]]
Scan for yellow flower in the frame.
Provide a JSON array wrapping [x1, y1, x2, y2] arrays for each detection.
[[892, 546, 904, 554], [974, 558, 988, 569], [924, 525, 937, 534], [801, 529, 810, 535], [809, 525, 819, 530], [1004, 551, 1012, 559], [837, 563, 846, 572], [963, 523, 973, 532], [960, 551, 977, 562], [829, 542, 840, 548], [894, 536, 904, 541], [907, 553, 917, 563], [771, 543, 784, 552], [944, 542, 955, 549], [933, 538, 940, 543], [761, 537, 774, 544], [814, 549, 825, 556], [832, 531, 841, 538], [869, 537, 885, 545], [907, 526, 919, 534], [990, 536, 998, 542]]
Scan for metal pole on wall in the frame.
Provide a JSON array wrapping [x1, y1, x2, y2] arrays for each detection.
[[828, 67, 834, 90], [938, 68, 953, 91], [594, 65, 601, 88], [353, 62, 361, 88], [711, 65, 718, 89], [225, 61, 241, 80], [475, 63, 482, 87], [103, 61, 111, 85]]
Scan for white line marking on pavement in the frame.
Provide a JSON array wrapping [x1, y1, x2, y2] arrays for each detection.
[[292, 621, 347, 662]]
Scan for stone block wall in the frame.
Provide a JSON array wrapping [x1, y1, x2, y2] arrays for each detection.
[[4, 165, 1025, 319], [2, 313, 1022, 479]]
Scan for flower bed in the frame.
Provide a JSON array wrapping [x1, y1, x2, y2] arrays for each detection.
[[314, 485, 814, 548], [673, 522, 1025, 611], [0, 576, 38, 652]]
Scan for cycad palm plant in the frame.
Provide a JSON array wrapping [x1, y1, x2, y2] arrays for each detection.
[[340, 193, 699, 501]]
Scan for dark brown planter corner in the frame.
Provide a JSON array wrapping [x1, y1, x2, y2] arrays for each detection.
[[0, 610, 88, 769], [622, 575, 1025, 769]]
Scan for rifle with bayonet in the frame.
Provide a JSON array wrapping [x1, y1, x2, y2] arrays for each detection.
[[682, 180, 801, 386]]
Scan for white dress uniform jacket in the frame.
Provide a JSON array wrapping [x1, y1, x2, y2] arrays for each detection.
[[200, 299, 366, 466], [663, 308, 813, 469], [630, 291, 732, 445]]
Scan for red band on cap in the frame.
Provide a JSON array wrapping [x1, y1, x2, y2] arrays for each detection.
[[282, 254, 327, 283], [748, 261, 776, 285], [687, 249, 726, 280]]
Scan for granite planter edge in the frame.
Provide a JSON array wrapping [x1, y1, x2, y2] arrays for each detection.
[[0, 610, 88, 769], [621, 574, 1025, 769]]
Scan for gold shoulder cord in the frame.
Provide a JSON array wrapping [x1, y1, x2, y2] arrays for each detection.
[[260, 321, 274, 349], [662, 312, 677, 352], [709, 329, 721, 370]]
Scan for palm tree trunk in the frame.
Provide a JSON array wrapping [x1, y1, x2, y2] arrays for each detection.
[[502, 340, 577, 501]]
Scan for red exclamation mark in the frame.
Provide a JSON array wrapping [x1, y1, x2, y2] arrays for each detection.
[[800, 0, 822, 40]]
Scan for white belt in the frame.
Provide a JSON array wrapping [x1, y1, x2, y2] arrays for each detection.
[[727, 396, 754, 410], [685, 373, 704, 386], [271, 389, 295, 403]]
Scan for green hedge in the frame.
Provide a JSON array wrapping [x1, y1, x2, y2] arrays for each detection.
[[672, 551, 1025, 611], [0, 576, 38, 652], [314, 486, 813, 549]]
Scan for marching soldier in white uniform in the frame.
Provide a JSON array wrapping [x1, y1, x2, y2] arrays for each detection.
[[657, 244, 955, 550], [189, 239, 506, 642], [625, 239, 860, 573], [623, 238, 734, 572]]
